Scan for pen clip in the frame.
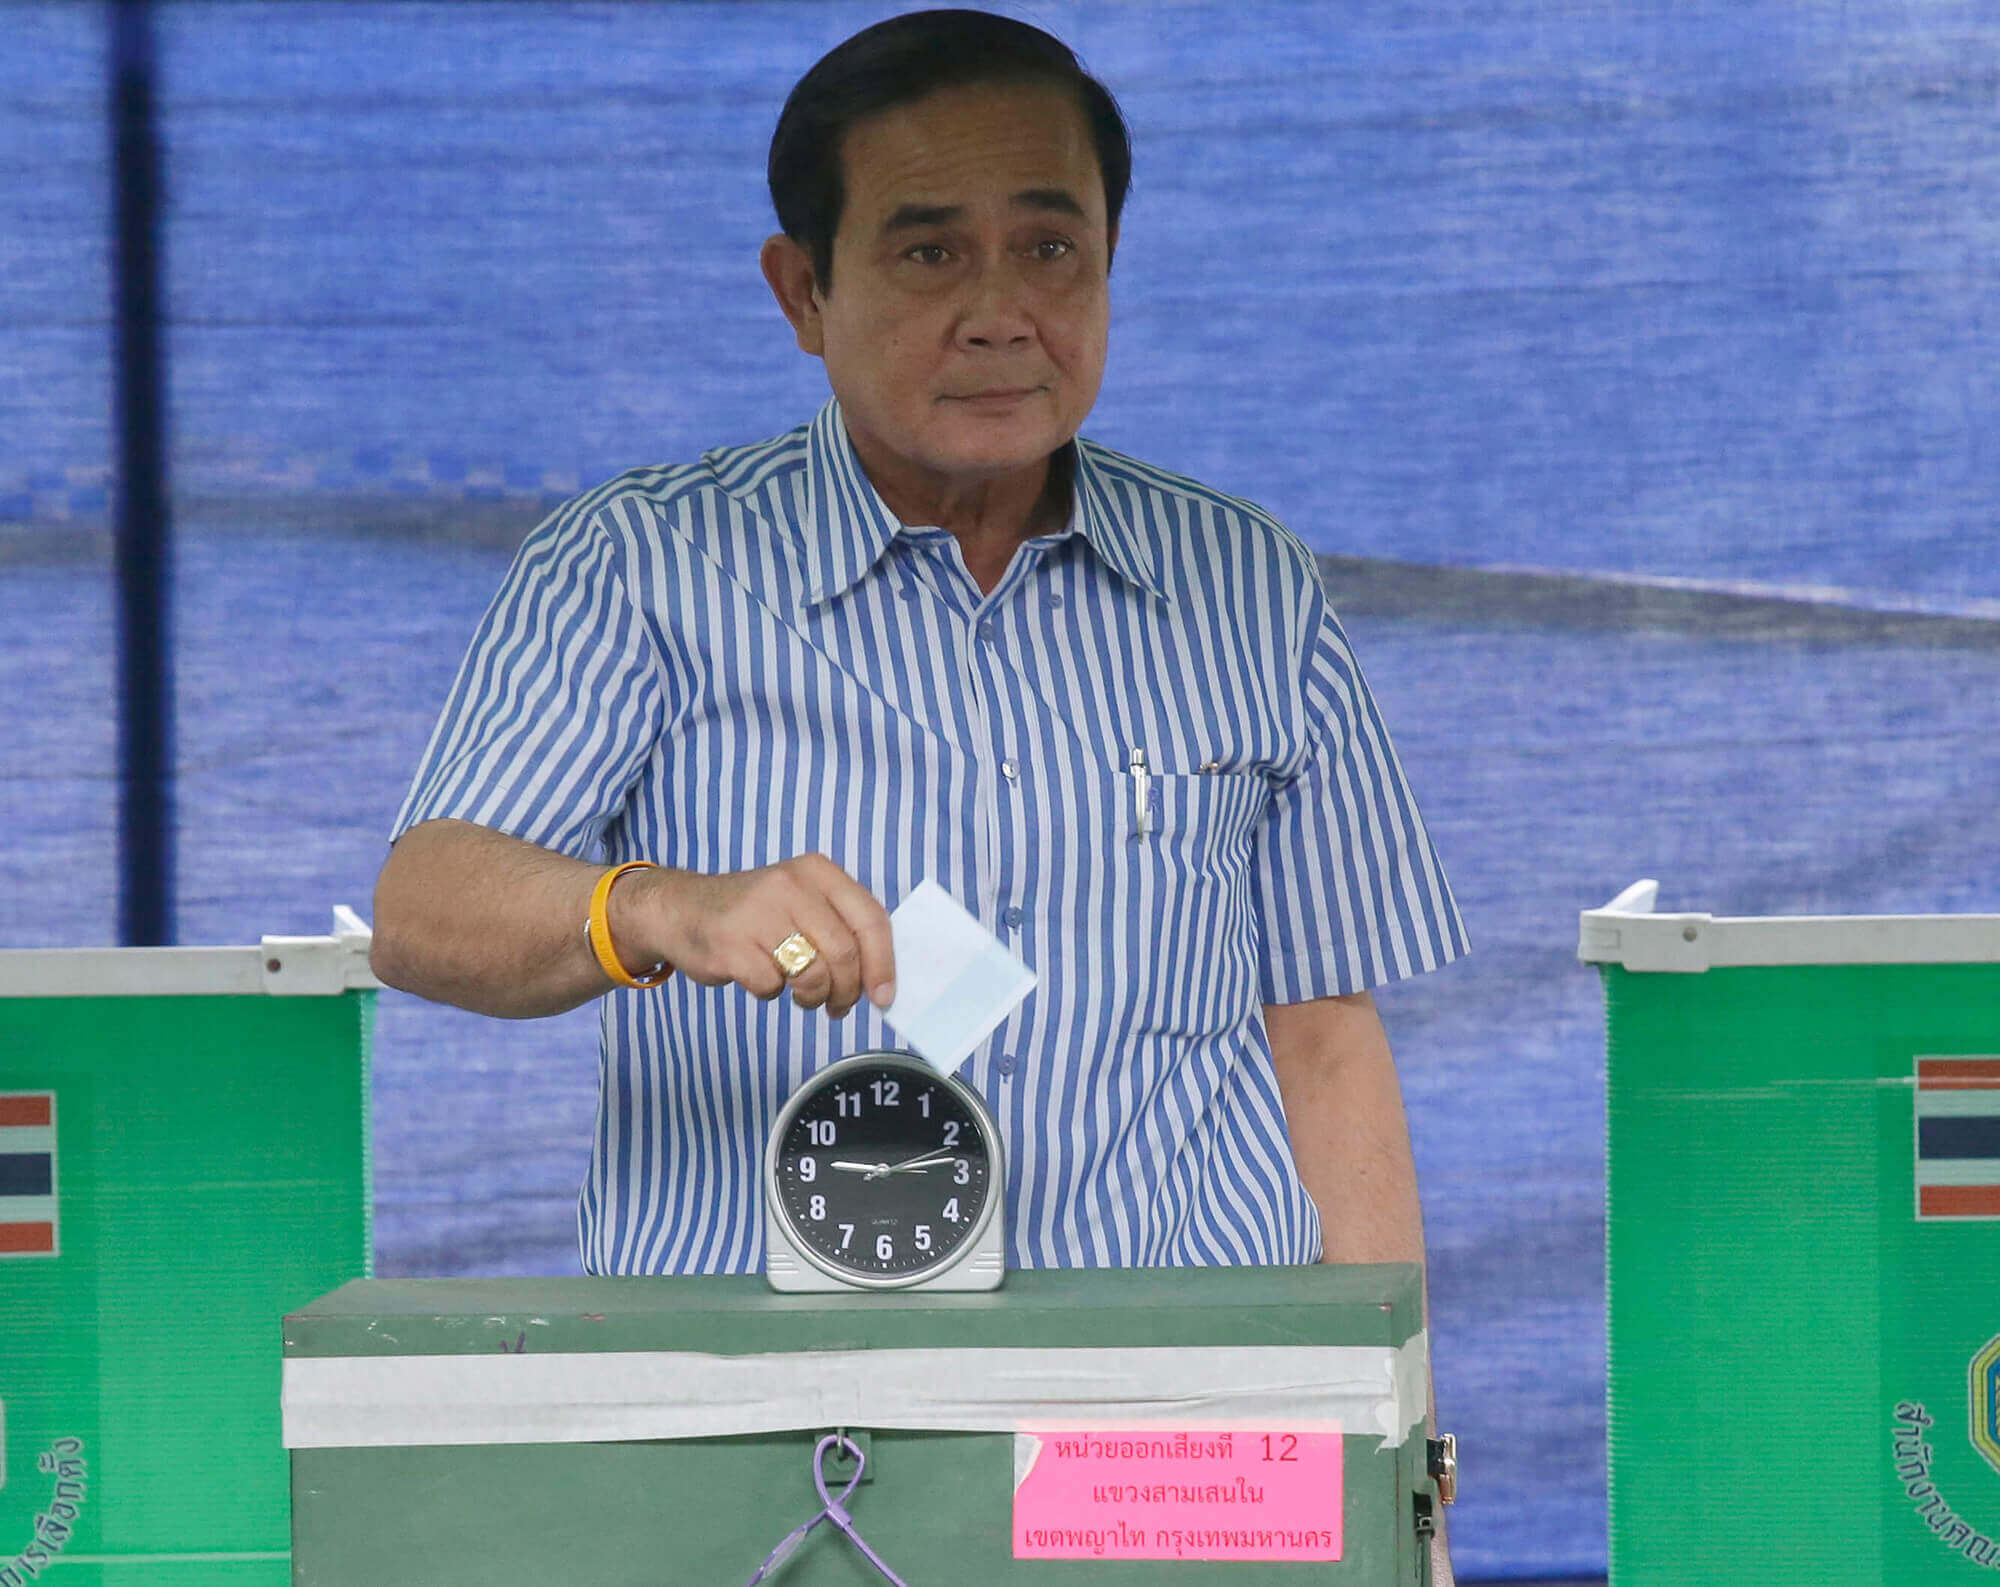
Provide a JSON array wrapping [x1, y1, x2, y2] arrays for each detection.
[[1128, 746, 1151, 839]]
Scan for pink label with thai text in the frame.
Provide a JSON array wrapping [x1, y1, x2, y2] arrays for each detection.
[[1012, 1428, 1343, 1561]]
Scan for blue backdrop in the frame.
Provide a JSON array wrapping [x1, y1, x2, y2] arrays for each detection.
[[5, 3, 1998, 1576]]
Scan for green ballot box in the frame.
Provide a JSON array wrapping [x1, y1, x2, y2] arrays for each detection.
[[283, 1266, 1441, 1585], [0, 912, 376, 1585], [1580, 880, 2000, 1586]]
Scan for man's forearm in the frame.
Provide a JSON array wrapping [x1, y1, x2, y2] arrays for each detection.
[[1264, 991, 1424, 1266], [374, 822, 899, 1022], [370, 818, 618, 1018]]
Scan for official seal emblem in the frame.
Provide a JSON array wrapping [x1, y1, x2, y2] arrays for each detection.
[[1972, 1334, 2000, 1477]]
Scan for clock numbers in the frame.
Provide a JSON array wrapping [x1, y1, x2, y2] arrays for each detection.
[[943, 1197, 961, 1223], [942, 1120, 960, 1147], [839, 1223, 855, 1249], [797, 1155, 816, 1182], [875, 1234, 894, 1262], [808, 1195, 826, 1220], [808, 1119, 837, 1147], [915, 1224, 932, 1251], [837, 1090, 861, 1117], [918, 1091, 931, 1118], [871, 1078, 900, 1107], [954, 1158, 970, 1184]]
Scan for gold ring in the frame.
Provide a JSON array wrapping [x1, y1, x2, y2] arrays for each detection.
[[771, 931, 820, 979]]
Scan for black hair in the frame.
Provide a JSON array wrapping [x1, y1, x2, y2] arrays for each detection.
[[768, 9, 1132, 292]]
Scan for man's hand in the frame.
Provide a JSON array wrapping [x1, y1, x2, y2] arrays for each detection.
[[615, 854, 896, 1017]]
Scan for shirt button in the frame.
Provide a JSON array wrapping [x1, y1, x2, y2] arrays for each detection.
[[1001, 906, 1025, 929], [1047, 593, 1065, 608], [996, 1054, 1017, 1077], [1000, 759, 1018, 780], [979, 620, 998, 642]]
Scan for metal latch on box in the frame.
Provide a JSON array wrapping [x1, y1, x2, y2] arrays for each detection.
[[1427, 1434, 1457, 1504], [1414, 1433, 1456, 1556], [822, 1427, 873, 1486]]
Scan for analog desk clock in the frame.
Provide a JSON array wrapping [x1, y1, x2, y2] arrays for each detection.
[[765, 1050, 1005, 1292]]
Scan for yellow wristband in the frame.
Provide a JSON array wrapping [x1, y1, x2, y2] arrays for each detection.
[[586, 862, 669, 989]]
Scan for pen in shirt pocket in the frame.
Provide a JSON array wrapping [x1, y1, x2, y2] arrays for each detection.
[[1128, 746, 1151, 838], [1130, 748, 1233, 836]]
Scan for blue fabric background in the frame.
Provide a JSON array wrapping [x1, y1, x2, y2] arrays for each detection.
[[4, 3, 1997, 1576]]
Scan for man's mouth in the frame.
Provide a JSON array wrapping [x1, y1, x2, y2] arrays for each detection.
[[946, 386, 1043, 404]]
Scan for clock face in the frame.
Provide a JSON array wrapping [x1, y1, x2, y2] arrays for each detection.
[[771, 1056, 995, 1283]]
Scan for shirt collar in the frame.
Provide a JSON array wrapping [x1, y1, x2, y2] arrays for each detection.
[[797, 397, 1170, 608]]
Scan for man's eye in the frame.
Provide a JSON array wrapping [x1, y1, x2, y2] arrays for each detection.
[[907, 244, 951, 265], [1034, 238, 1075, 261]]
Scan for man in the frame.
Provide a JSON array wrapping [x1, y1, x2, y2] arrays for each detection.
[[374, 9, 1463, 1568]]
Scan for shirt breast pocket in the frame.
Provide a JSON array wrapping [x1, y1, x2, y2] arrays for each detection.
[[1102, 769, 1269, 1034], [1064, 767, 1264, 1039], [1145, 770, 1268, 887]]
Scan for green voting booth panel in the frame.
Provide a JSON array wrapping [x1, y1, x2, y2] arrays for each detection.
[[285, 1267, 1438, 1585], [1581, 882, 2000, 1586], [0, 916, 375, 1585]]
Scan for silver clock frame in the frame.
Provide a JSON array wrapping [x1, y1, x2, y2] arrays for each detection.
[[764, 1049, 1006, 1292]]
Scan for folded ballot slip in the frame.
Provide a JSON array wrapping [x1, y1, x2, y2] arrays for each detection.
[[883, 880, 1037, 1073]]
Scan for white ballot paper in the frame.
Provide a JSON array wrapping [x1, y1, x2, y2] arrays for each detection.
[[884, 880, 1037, 1073]]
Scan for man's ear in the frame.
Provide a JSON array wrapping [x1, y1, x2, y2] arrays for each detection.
[[760, 234, 826, 357]]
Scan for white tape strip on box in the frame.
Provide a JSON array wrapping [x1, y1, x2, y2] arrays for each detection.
[[283, 1337, 1427, 1453]]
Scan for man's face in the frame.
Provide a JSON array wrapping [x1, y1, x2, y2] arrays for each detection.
[[778, 78, 1114, 496]]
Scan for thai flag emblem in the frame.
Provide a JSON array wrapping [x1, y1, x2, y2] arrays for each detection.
[[0, 1092, 58, 1258], [1915, 1058, 2000, 1221]]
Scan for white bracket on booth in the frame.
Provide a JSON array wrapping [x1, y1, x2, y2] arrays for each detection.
[[0, 907, 382, 997], [1578, 878, 2000, 973]]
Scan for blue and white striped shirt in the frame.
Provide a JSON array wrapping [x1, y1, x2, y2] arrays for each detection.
[[395, 399, 1466, 1273]]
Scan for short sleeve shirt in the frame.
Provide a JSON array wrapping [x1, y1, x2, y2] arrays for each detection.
[[394, 400, 1467, 1273]]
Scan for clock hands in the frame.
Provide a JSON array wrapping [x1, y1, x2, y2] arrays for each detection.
[[878, 1151, 956, 1175], [827, 1150, 958, 1180]]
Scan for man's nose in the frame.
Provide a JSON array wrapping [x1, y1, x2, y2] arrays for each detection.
[[957, 259, 1036, 348]]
